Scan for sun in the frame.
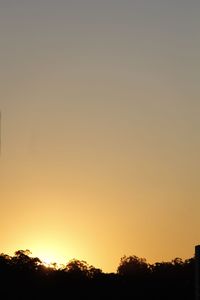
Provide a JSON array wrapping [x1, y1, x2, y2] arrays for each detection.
[[42, 257, 53, 265], [28, 240, 71, 268], [39, 253, 59, 265], [33, 248, 67, 268], [38, 254, 64, 269]]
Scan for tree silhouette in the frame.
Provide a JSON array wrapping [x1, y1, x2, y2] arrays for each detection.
[[117, 255, 149, 277], [0, 250, 195, 299], [11, 249, 42, 272]]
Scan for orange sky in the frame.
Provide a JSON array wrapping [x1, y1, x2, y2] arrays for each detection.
[[0, 0, 200, 272]]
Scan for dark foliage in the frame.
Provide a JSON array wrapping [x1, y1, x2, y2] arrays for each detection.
[[0, 250, 194, 299]]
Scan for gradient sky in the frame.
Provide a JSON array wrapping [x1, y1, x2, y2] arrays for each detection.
[[0, 0, 200, 272]]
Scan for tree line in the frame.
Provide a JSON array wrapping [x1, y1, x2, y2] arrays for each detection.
[[0, 250, 195, 299]]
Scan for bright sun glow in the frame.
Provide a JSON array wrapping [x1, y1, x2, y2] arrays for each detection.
[[39, 253, 59, 264], [32, 247, 68, 268], [42, 257, 53, 265], [29, 242, 68, 265], [38, 254, 64, 269]]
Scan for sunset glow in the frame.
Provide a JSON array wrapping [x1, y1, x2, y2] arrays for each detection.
[[0, 0, 200, 272]]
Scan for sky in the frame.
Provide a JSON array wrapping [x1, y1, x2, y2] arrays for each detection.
[[0, 0, 200, 272]]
